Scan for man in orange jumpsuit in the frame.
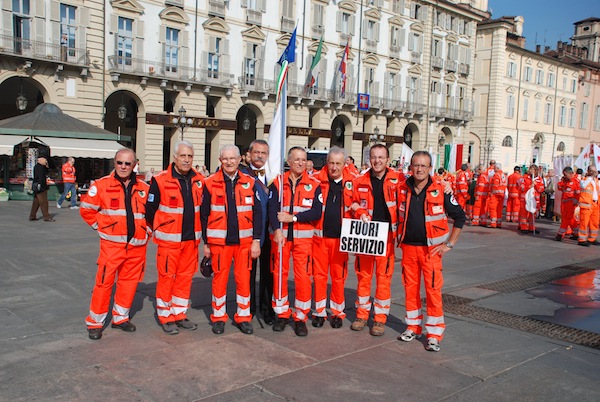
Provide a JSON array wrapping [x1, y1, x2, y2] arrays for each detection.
[[487, 163, 507, 228], [471, 164, 489, 226], [506, 166, 521, 222], [80, 148, 150, 340], [455, 164, 469, 210], [312, 147, 356, 329], [555, 166, 580, 241], [577, 165, 599, 246], [57, 157, 78, 209], [397, 151, 466, 352], [268, 147, 322, 337], [349, 144, 402, 336], [518, 165, 545, 234], [146, 140, 205, 335], [201, 145, 262, 335]]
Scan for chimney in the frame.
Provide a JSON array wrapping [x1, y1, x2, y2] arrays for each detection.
[[536, 45, 541, 53], [544, 46, 550, 53]]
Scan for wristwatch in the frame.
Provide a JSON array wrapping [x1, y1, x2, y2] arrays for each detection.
[[446, 242, 454, 249], [292, 215, 298, 223]]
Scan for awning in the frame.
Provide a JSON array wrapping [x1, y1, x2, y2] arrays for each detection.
[[38, 137, 124, 159], [0, 135, 29, 156]]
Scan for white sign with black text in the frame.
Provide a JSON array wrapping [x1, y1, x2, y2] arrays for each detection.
[[339, 218, 389, 257]]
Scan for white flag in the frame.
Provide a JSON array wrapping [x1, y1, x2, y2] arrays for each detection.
[[574, 143, 592, 171], [266, 61, 288, 185]]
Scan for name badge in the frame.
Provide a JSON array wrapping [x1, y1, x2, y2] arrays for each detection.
[[302, 198, 313, 207], [245, 196, 253, 204], [432, 205, 444, 214]]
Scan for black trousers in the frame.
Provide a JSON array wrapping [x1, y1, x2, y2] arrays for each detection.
[[250, 238, 275, 319]]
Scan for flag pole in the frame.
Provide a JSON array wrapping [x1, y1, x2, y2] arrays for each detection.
[[277, 70, 287, 302]]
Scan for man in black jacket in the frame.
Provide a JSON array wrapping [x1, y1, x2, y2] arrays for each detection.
[[29, 156, 54, 222]]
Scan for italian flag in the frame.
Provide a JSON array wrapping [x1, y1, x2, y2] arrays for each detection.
[[305, 36, 323, 95]]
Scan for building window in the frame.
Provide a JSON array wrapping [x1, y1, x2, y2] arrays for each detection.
[[408, 32, 422, 52], [244, 43, 258, 85], [522, 97, 529, 121], [524, 66, 532, 82], [336, 11, 355, 36], [165, 27, 179, 73], [543, 102, 552, 124], [507, 62, 516, 78], [208, 37, 221, 79], [535, 69, 544, 85], [60, 4, 77, 60], [407, 76, 418, 104], [390, 26, 403, 50], [410, 3, 422, 20], [558, 105, 566, 126], [580, 102, 588, 129], [502, 136, 513, 147], [117, 17, 133, 66], [594, 105, 600, 131], [571, 79, 577, 93], [534, 100, 540, 123], [547, 72, 555, 88], [568, 107, 576, 127], [584, 83, 591, 97], [562, 77, 567, 90], [12, 0, 31, 54], [506, 94, 515, 118]]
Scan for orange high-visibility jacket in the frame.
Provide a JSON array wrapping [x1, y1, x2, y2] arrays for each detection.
[[351, 167, 401, 238], [507, 172, 521, 198], [518, 174, 545, 202], [272, 171, 321, 240], [557, 177, 580, 202], [62, 162, 76, 183], [490, 171, 507, 196], [151, 165, 204, 247], [80, 173, 150, 246], [455, 170, 469, 197], [397, 179, 450, 246], [204, 170, 256, 245], [579, 177, 600, 209], [313, 165, 356, 238], [475, 172, 490, 197]]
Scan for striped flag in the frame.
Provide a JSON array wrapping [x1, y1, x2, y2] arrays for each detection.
[[338, 40, 349, 98], [304, 36, 323, 96], [445, 143, 464, 172]]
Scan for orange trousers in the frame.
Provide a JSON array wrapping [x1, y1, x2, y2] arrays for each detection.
[[400, 244, 445, 341], [557, 201, 578, 238], [471, 196, 487, 226], [312, 237, 349, 319], [518, 201, 536, 231], [155, 240, 198, 324], [578, 203, 599, 243], [506, 196, 520, 222], [86, 240, 147, 329], [271, 238, 313, 322], [210, 243, 252, 323], [487, 195, 504, 228], [354, 234, 395, 324]]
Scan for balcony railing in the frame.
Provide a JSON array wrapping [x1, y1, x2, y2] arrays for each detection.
[[208, 0, 226, 17], [445, 60, 457, 72], [432, 56, 444, 69], [459, 63, 469, 75], [312, 25, 325, 38], [410, 51, 422, 64], [389, 45, 400, 59], [365, 39, 377, 53], [0, 34, 88, 65], [107, 55, 193, 81], [281, 17, 295, 33], [246, 9, 262, 26], [198, 69, 234, 87]]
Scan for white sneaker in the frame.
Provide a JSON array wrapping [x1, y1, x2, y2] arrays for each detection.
[[398, 329, 421, 342], [56, 203, 61, 209], [426, 338, 440, 352], [70, 205, 79, 209]]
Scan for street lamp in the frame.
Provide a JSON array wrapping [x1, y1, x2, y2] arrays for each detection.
[[172, 106, 193, 140], [484, 138, 495, 165], [16, 78, 27, 113], [369, 126, 384, 144], [117, 99, 127, 141]]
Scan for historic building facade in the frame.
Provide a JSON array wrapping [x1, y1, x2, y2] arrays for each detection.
[[0, 0, 487, 173]]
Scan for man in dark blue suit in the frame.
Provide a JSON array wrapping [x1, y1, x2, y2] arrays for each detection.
[[240, 140, 275, 324]]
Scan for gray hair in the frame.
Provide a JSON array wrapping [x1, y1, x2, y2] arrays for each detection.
[[115, 148, 136, 162], [219, 144, 241, 158], [495, 162, 503, 170], [249, 139, 269, 152], [174, 140, 194, 156], [327, 146, 347, 162]]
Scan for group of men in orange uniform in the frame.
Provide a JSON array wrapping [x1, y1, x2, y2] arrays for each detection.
[[79, 142, 466, 352]]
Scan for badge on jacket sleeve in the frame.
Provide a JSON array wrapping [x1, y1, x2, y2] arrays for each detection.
[[148, 193, 155, 202], [318, 193, 323, 203], [88, 185, 98, 197], [450, 195, 458, 206]]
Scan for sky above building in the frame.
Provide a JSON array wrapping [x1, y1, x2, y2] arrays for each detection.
[[488, 0, 600, 51]]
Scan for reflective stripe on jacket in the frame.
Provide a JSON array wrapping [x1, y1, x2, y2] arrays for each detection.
[[350, 167, 401, 238], [397, 179, 450, 246], [490, 172, 507, 196], [152, 165, 204, 246], [507, 172, 521, 198], [80, 173, 150, 246], [579, 178, 600, 209], [557, 178, 580, 202], [62, 163, 76, 183], [272, 171, 320, 240], [475, 173, 489, 197], [204, 170, 255, 245]]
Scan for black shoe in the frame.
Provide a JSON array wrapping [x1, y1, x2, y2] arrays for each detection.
[[111, 321, 136, 332], [330, 316, 343, 329], [263, 315, 275, 325], [569, 235, 579, 240], [162, 322, 179, 335], [294, 321, 308, 337], [272, 317, 288, 332], [312, 316, 325, 328], [520, 230, 529, 234], [88, 328, 102, 340], [554, 235, 562, 242], [175, 319, 198, 330], [590, 240, 599, 245], [236, 321, 254, 335], [578, 241, 590, 247], [212, 321, 225, 335]]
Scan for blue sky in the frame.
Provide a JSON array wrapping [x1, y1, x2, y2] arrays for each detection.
[[488, 0, 600, 51]]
